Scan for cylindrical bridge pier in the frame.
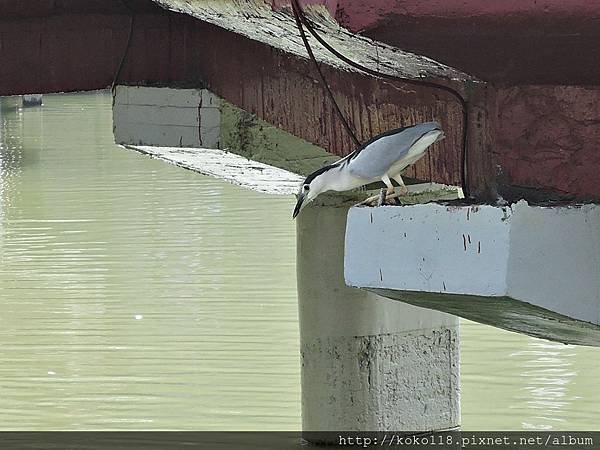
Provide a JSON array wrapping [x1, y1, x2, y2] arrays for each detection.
[[296, 199, 460, 431]]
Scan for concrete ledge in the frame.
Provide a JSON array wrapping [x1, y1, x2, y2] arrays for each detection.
[[344, 200, 600, 346], [123, 145, 302, 195]]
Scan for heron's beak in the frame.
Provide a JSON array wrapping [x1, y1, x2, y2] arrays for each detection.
[[292, 193, 306, 219]]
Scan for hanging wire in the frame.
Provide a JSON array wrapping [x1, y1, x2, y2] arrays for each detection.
[[111, 0, 135, 94], [290, 0, 470, 197], [291, 0, 360, 147]]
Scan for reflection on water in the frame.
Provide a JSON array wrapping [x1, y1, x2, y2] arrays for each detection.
[[1, 92, 599, 430], [515, 340, 577, 430], [461, 321, 599, 430]]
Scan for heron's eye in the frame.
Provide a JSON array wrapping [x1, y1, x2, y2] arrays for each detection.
[[303, 185, 310, 192]]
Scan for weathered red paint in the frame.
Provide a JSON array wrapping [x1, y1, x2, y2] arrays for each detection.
[[0, 0, 469, 190], [494, 86, 600, 200], [335, 0, 600, 31], [273, 0, 600, 85], [1, 0, 599, 201]]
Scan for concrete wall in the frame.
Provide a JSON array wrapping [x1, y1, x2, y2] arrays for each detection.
[[113, 86, 220, 148], [507, 202, 600, 326], [297, 201, 460, 431], [344, 201, 600, 346]]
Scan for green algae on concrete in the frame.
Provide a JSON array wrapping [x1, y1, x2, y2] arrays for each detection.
[[219, 100, 338, 177]]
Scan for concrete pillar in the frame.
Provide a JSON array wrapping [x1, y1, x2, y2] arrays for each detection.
[[296, 198, 460, 431]]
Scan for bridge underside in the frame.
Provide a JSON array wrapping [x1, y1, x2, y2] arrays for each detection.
[[1, 0, 599, 202]]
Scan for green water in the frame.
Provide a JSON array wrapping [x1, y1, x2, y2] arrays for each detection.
[[0, 92, 598, 430]]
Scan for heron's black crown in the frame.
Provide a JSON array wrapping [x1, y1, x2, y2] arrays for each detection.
[[303, 164, 338, 185]]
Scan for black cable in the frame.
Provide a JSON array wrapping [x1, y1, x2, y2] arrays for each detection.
[[290, 0, 470, 197], [111, 0, 135, 94], [291, 0, 361, 148]]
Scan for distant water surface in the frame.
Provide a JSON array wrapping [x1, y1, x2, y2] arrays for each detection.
[[0, 92, 598, 430]]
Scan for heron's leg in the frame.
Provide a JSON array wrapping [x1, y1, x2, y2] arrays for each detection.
[[382, 174, 395, 195], [392, 173, 409, 195], [381, 174, 404, 206], [359, 176, 401, 206], [377, 188, 386, 207]]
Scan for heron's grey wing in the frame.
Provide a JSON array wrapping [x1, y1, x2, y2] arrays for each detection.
[[346, 122, 441, 179]]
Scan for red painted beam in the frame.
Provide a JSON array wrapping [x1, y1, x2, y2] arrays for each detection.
[[0, 0, 472, 194], [494, 86, 600, 201], [335, 0, 600, 33], [1, 0, 599, 201], [273, 0, 600, 85]]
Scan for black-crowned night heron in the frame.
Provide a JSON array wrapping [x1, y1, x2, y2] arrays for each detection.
[[293, 121, 444, 218]]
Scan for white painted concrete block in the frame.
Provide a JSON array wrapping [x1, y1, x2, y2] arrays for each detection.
[[114, 85, 203, 108], [507, 203, 600, 324], [345, 200, 600, 346], [345, 202, 510, 297], [200, 89, 219, 108], [115, 123, 201, 147], [199, 107, 220, 130], [114, 104, 200, 127], [113, 85, 220, 148]]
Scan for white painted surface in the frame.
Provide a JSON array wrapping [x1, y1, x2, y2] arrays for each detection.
[[114, 86, 213, 108], [125, 145, 303, 195], [345, 200, 600, 328], [113, 86, 220, 148], [507, 202, 600, 325], [345, 203, 511, 296]]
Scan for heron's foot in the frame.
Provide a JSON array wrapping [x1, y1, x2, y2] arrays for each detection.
[[360, 191, 404, 207], [359, 194, 379, 206], [384, 192, 403, 206], [398, 185, 409, 196]]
